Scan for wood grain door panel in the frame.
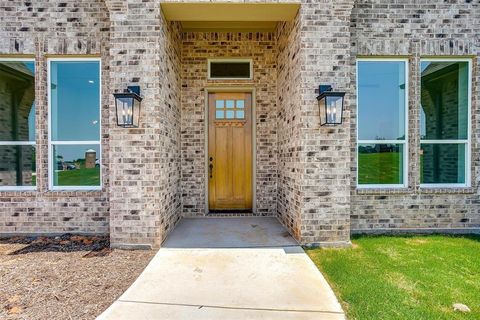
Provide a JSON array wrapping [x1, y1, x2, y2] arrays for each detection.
[[208, 92, 252, 211]]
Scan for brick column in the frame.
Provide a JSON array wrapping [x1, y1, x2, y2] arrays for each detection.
[[105, 0, 182, 249], [298, 0, 355, 247]]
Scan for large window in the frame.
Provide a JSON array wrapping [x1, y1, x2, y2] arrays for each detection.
[[357, 59, 408, 187], [0, 59, 36, 190], [48, 58, 101, 190], [420, 59, 471, 187]]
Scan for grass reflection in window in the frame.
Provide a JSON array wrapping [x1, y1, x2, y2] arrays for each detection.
[[358, 144, 403, 185]]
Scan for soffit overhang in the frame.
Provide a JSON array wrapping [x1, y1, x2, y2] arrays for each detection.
[[161, 2, 300, 31]]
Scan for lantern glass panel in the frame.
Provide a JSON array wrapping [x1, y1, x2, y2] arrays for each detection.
[[318, 94, 344, 125], [132, 97, 141, 128], [319, 96, 327, 125], [326, 95, 343, 124], [116, 96, 134, 127]]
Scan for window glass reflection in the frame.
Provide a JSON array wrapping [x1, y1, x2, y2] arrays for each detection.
[[226, 100, 234, 108], [420, 61, 468, 140], [215, 100, 224, 109], [209, 61, 251, 79], [53, 144, 100, 186], [216, 110, 224, 119], [226, 110, 235, 119], [236, 110, 245, 119], [358, 61, 406, 140], [0, 61, 35, 141], [50, 61, 100, 141], [421, 144, 465, 184], [358, 144, 403, 185], [0, 145, 36, 187]]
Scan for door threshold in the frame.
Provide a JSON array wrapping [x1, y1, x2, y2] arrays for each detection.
[[207, 210, 254, 217]]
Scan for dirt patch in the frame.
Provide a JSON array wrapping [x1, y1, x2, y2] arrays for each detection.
[[0, 235, 155, 320], [351, 243, 360, 249], [405, 238, 429, 245]]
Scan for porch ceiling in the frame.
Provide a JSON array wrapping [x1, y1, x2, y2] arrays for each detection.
[[161, 2, 300, 31]]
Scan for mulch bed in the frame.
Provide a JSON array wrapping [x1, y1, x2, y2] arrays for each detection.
[[0, 234, 155, 320]]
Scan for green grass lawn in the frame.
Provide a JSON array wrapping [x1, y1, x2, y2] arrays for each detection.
[[55, 168, 100, 186], [306, 235, 480, 320], [358, 152, 402, 184]]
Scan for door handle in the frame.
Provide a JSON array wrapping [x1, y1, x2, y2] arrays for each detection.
[[209, 157, 213, 178]]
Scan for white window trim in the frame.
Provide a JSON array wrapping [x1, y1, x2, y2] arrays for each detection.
[[419, 58, 472, 188], [207, 58, 253, 80], [356, 58, 409, 189], [47, 57, 102, 191], [0, 57, 36, 191]]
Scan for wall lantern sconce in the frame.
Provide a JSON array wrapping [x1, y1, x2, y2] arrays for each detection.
[[114, 86, 142, 128], [316, 85, 345, 126]]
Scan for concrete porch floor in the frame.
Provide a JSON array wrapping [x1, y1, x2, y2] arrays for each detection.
[[98, 217, 345, 319]]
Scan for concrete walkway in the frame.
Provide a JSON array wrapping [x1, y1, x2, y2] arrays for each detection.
[[98, 217, 345, 319]]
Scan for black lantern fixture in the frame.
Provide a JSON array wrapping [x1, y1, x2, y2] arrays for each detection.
[[114, 86, 142, 128], [316, 85, 345, 126]]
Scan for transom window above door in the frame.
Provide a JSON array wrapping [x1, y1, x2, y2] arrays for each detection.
[[215, 99, 245, 120], [208, 59, 252, 80]]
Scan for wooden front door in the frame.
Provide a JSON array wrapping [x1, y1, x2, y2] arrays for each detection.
[[208, 92, 253, 211]]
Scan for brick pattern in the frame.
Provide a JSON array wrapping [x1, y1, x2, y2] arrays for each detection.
[[296, 0, 354, 245], [276, 15, 304, 241], [106, 0, 182, 248], [350, 1, 480, 232], [181, 32, 278, 217], [1, 0, 479, 247], [0, 0, 110, 235]]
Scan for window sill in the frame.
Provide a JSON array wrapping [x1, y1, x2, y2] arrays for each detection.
[[355, 186, 476, 195], [356, 187, 411, 195], [418, 187, 475, 194], [0, 189, 37, 196]]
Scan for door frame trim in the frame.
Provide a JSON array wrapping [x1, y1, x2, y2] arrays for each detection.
[[204, 87, 256, 214]]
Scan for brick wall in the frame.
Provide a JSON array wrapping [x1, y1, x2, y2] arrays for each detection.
[[181, 32, 278, 217], [276, 14, 304, 240], [1, 0, 478, 247], [106, 0, 182, 248], [350, 0, 480, 232], [276, 1, 355, 246], [0, 0, 110, 235]]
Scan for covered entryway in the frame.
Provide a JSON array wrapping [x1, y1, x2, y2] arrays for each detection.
[[108, 0, 352, 249], [98, 217, 345, 319], [169, 1, 300, 217]]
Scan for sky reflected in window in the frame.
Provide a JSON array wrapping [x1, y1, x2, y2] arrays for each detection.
[[358, 61, 406, 141], [50, 61, 100, 141]]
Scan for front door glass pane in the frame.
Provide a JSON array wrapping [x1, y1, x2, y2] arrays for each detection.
[[215, 110, 224, 119], [226, 110, 235, 119]]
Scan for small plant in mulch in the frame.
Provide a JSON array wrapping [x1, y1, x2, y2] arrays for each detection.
[[0, 234, 112, 257]]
